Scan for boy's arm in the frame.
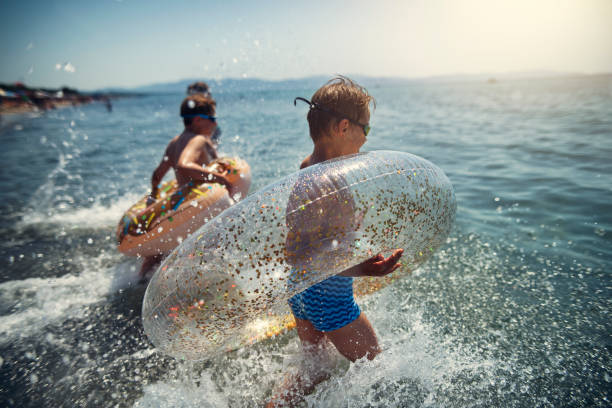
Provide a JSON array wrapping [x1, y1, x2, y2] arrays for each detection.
[[148, 152, 172, 203], [176, 136, 230, 188], [339, 249, 403, 277]]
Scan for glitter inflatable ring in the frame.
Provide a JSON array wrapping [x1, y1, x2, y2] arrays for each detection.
[[142, 151, 456, 360]]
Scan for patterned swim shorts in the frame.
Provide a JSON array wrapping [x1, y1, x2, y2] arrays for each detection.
[[288, 275, 361, 332]]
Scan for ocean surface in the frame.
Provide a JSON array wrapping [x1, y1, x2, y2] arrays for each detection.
[[0, 75, 610, 407]]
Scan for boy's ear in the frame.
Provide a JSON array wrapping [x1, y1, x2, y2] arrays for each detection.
[[339, 118, 350, 134]]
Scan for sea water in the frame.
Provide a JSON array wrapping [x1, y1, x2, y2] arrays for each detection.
[[0, 75, 610, 407]]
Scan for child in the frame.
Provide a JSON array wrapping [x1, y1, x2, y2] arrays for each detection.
[[186, 81, 221, 146], [139, 94, 231, 277], [186, 81, 211, 96], [268, 77, 403, 406]]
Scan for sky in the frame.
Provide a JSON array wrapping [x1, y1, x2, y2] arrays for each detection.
[[1, 0, 611, 90]]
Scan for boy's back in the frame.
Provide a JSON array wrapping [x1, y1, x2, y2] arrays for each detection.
[[148, 94, 229, 201], [139, 94, 230, 277], [163, 130, 217, 186]]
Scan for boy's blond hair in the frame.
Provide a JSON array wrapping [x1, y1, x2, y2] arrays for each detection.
[[307, 76, 375, 140]]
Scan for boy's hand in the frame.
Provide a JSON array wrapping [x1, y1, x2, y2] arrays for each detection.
[[211, 173, 232, 190], [340, 249, 404, 277], [146, 195, 156, 207]]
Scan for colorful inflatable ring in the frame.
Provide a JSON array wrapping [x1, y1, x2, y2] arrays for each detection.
[[117, 157, 251, 257]]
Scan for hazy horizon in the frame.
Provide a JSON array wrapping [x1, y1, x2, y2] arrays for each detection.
[[113, 69, 612, 93], [3, 69, 612, 93]]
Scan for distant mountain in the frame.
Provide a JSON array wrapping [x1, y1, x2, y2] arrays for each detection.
[[95, 71, 606, 94], [113, 76, 328, 94], [102, 75, 424, 94]]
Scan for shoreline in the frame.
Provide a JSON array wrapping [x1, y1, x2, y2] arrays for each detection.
[[0, 99, 105, 116], [0, 82, 139, 116]]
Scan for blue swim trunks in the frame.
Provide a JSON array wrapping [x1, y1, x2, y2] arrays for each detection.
[[288, 275, 361, 332]]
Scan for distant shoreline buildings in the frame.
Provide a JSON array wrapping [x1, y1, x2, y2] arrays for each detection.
[[0, 82, 130, 115]]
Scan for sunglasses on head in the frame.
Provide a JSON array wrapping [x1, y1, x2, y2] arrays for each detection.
[[181, 113, 216, 122], [294, 97, 370, 137]]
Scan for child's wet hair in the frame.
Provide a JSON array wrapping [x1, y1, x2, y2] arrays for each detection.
[[187, 81, 210, 95], [307, 76, 375, 141]]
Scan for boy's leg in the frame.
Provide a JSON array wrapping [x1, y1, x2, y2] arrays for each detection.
[[295, 317, 326, 346], [287, 317, 331, 393], [324, 313, 381, 362], [266, 318, 330, 407], [139, 254, 163, 278]]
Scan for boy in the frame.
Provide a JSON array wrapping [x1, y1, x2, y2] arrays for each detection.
[[186, 81, 221, 146], [268, 77, 403, 406], [186, 81, 211, 96], [139, 94, 231, 277]]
